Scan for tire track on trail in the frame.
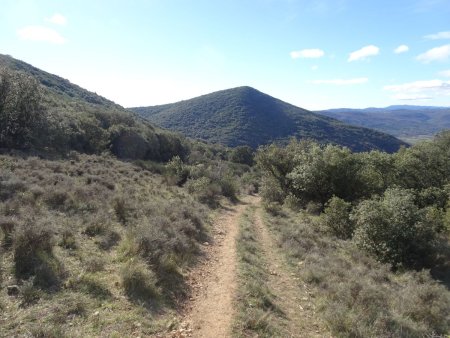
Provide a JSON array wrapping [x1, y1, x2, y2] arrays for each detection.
[[169, 195, 259, 338], [253, 207, 330, 338]]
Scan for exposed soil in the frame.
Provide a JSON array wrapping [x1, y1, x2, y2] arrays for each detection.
[[168, 196, 258, 338], [167, 196, 330, 338]]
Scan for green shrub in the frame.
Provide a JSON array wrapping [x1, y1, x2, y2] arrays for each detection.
[[28, 324, 65, 338], [0, 216, 17, 247], [19, 278, 41, 306], [165, 155, 189, 186], [59, 229, 77, 249], [351, 188, 439, 268], [0, 176, 26, 201], [113, 196, 131, 224], [95, 229, 121, 250], [415, 186, 448, 209], [43, 189, 71, 210], [185, 177, 221, 206], [83, 219, 107, 237], [120, 259, 159, 304], [13, 220, 63, 288], [229, 145, 254, 165], [321, 196, 355, 239], [259, 176, 286, 205], [84, 256, 106, 273], [0, 68, 48, 149], [218, 175, 238, 201], [66, 273, 111, 299]]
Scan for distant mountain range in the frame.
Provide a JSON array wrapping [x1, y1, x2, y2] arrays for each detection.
[[317, 106, 450, 142], [130, 87, 406, 152]]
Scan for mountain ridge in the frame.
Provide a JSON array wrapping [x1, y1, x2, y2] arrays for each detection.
[[131, 86, 407, 152], [317, 105, 450, 142]]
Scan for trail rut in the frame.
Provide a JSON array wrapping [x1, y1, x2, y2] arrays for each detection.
[[170, 196, 258, 338], [253, 208, 330, 337]]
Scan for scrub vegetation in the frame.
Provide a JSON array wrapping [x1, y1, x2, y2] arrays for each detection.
[[1, 53, 449, 337], [256, 133, 450, 337]]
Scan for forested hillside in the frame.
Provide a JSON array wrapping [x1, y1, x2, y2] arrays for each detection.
[[131, 86, 407, 152], [0, 54, 186, 161]]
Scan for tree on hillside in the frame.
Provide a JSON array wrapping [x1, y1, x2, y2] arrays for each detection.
[[0, 68, 47, 149], [287, 142, 361, 206]]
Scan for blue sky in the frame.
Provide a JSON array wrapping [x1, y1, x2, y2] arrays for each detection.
[[1, 0, 450, 110]]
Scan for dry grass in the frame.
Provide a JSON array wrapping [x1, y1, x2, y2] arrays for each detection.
[[263, 208, 450, 338], [233, 207, 282, 337], [0, 153, 212, 336]]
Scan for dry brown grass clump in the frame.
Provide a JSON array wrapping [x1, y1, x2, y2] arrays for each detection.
[[0, 153, 211, 336], [264, 209, 450, 338]]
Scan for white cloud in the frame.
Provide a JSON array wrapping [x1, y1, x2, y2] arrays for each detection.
[[312, 77, 368, 85], [417, 44, 450, 63], [46, 13, 67, 26], [394, 45, 409, 54], [391, 94, 432, 101], [311, 65, 319, 71], [348, 45, 379, 62], [439, 69, 450, 77], [290, 49, 325, 59], [424, 31, 450, 40], [17, 25, 66, 44], [384, 79, 450, 100]]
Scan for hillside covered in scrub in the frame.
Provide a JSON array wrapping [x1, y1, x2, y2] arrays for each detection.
[[0, 53, 449, 338], [0, 54, 258, 336], [0, 53, 187, 161], [130, 86, 407, 152]]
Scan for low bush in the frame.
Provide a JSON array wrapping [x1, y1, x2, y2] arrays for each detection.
[[113, 196, 131, 224], [59, 229, 77, 249], [19, 278, 41, 306], [0, 176, 27, 201], [351, 188, 440, 268], [0, 216, 17, 247], [218, 175, 238, 202], [321, 196, 354, 239], [13, 220, 63, 288], [121, 259, 159, 305], [185, 177, 221, 207], [66, 273, 111, 299], [264, 208, 450, 337], [43, 189, 71, 211]]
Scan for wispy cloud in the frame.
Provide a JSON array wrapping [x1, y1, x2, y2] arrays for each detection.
[[417, 44, 450, 63], [424, 31, 450, 40], [348, 45, 379, 62], [312, 77, 368, 85], [394, 45, 409, 54], [391, 94, 433, 100], [17, 25, 66, 44], [439, 69, 450, 77], [290, 49, 325, 59], [46, 13, 67, 26], [384, 79, 450, 100]]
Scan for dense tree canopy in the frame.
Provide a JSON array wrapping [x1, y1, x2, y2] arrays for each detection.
[[0, 68, 47, 149], [257, 132, 450, 269]]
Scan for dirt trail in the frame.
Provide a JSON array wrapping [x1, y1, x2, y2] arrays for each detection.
[[170, 195, 258, 338], [253, 207, 329, 338]]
